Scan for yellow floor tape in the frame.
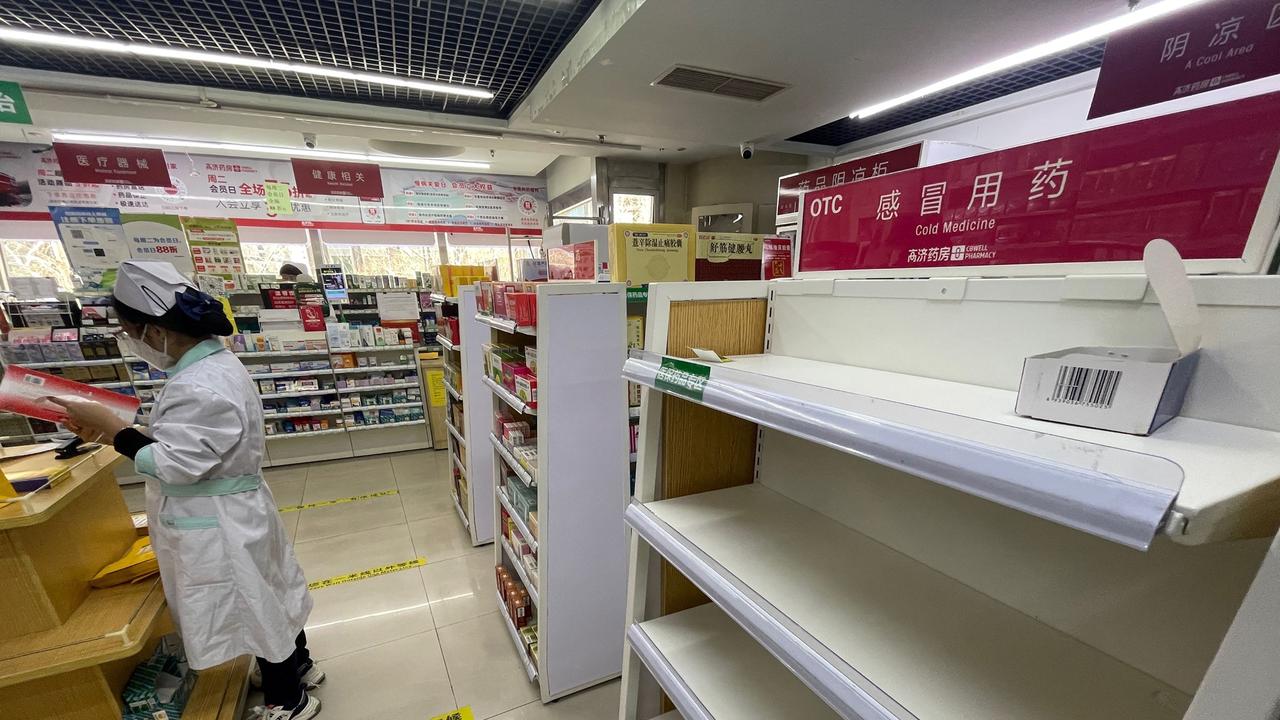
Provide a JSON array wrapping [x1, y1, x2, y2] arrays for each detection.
[[429, 707, 475, 720], [307, 557, 428, 591], [278, 488, 400, 513]]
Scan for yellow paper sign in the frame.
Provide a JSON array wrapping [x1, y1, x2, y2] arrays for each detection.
[[265, 181, 293, 215], [429, 707, 475, 720], [219, 296, 237, 334], [426, 369, 447, 407]]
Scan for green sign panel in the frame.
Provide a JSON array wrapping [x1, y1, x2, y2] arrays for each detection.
[[626, 285, 648, 304], [654, 356, 710, 402], [265, 180, 293, 215], [0, 81, 31, 125]]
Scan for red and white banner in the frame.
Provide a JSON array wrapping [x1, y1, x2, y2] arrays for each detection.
[[777, 144, 922, 224], [53, 143, 171, 188], [797, 91, 1280, 276], [291, 158, 384, 199], [1090, 0, 1280, 118], [0, 146, 546, 234]]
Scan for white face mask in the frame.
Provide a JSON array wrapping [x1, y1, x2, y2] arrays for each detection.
[[120, 325, 176, 371]]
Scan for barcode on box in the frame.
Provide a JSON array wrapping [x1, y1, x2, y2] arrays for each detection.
[[1050, 366, 1122, 409]]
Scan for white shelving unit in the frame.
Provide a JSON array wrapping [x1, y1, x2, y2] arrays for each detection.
[[479, 281, 629, 704], [621, 277, 1280, 720], [238, 341, 428, 466], [437, 285, 495, 546]]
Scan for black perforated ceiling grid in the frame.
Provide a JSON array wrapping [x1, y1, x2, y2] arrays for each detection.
[[0, 0, 599, 119], [789, 42, 1106, 147]]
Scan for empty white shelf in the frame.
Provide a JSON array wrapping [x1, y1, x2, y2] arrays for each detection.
[[628, 484, 1191, 720], [625, 351, 1280, 548], [490, 433, 536, 488], [630, 603, 841, 720], [483, 376, 535, 415], [437, 335, 458, 352]]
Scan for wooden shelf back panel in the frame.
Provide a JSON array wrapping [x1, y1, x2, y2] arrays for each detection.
[[660, 297, 767, 616]]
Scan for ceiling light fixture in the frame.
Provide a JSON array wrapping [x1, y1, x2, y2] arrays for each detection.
[[848, 0, 1211, 119], [0, 26, 493, 100], [51, 132, 491, 170]]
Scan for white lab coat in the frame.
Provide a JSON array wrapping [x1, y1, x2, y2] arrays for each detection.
[[135, 339, 312, 670]]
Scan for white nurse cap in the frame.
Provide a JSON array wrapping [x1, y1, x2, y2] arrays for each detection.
[[114, 260, 194, 316]]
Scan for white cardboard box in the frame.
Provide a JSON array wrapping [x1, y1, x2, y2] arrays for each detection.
[[1015, 240, 1202, 436], [1015, 346, 1199, 435]]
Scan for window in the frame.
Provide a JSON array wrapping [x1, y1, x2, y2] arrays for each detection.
[[612, 193, 655, 224], [553, 199, 594, 226], [1, 239, 74, 290], [241, 242, 311, 278], [323, 243, 439, 279], [445, 235, 540, 281]]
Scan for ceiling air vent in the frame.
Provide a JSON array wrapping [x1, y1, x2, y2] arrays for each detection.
[[653, 65, 787, 102]]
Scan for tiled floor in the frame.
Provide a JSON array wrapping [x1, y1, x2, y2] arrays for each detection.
[[120, 449, 620, 720]]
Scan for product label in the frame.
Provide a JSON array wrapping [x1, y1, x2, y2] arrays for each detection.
[[655, 356, 710, 402], [624, 230, 691, 284]]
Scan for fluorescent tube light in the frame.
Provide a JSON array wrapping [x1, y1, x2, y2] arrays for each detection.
[[0, 26, 493, 100], [849, 0, 1212, 118], [51, 132, 491, 170]]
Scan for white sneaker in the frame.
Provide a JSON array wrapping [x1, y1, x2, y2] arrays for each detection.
[[262, 692, 321, 720], [251, 660, 325, 690], [299, 660, 326, 689]]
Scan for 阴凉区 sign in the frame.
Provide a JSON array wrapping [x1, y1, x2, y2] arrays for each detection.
[[291, 158, 384, 199], [798, 91, 1280, 276], [1089, 0, 1280, 118], [777, 144, 922, 223], [53, 142, 172, 187], [0, 80, 31, 125]]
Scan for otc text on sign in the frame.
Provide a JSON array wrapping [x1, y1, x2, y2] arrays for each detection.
[[797, 91, 1280, 274]]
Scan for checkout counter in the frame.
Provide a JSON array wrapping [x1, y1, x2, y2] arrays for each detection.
[[0, 444, 250, 719]]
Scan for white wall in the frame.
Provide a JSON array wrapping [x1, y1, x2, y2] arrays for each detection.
[[834, 70, 1280, 163], [545, 155, 594, 201], [678, 150, 808, 232]]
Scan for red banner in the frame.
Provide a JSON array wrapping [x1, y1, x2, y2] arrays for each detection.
[[777, 144, 922, 220], [53, 143, 171, 187], [798, 92, 1280, 274], [1090, 0, 1280, 118], [291, 158, 384, 199]]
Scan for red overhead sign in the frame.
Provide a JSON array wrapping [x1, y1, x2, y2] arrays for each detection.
[[290, 158, 384, 199], [798, 92, 1280, 274], [52, 143, 172, 187], [777, 144, 922, 222], [1090, 0, 1280, 119]]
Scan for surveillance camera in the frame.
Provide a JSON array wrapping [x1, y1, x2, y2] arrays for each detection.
[[739, 142, 755, 160], [302, 133, 317, 150]]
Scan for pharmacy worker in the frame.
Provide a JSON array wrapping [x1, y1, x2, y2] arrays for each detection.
[[53, 261, 323, 720]]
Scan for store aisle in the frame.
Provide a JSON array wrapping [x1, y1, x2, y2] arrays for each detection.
[[122, 450, 619, 720]]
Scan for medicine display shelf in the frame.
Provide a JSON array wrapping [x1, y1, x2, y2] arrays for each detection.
[[438, 286, 495, 547], [237, 343, 430, 466], [0, 354, 164, 445], [624, 349, 1280, 550], [622, 278, 1280, 720], [480, 282, 628, 704]]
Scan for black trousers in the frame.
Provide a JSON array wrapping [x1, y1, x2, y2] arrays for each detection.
[[258, 630, 312, 708]]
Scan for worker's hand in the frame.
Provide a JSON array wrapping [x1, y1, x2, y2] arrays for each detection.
[[46, 397, 129, 444]]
